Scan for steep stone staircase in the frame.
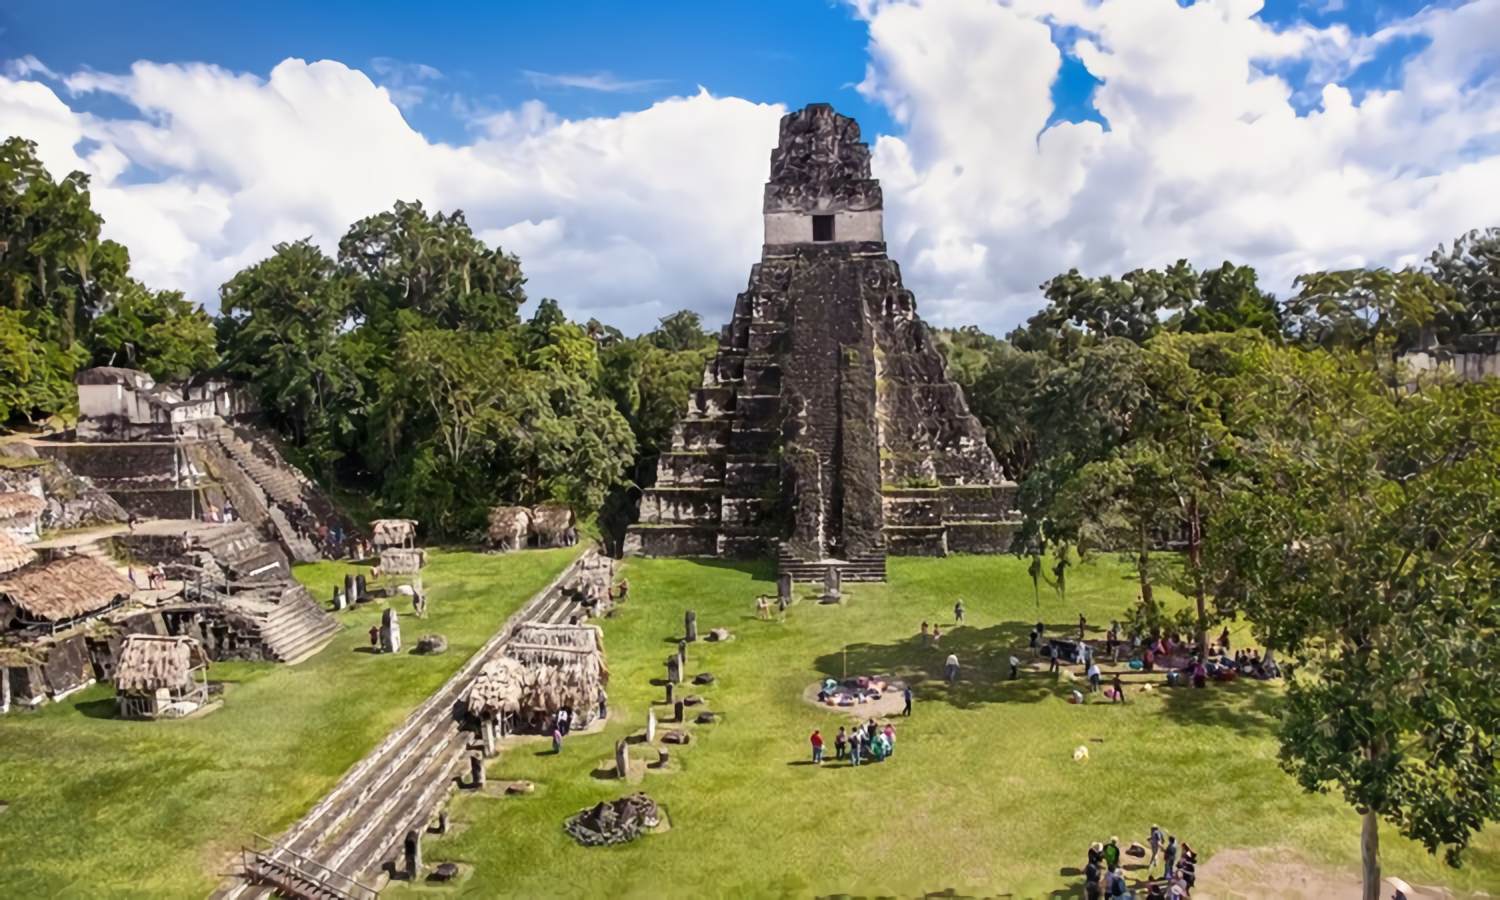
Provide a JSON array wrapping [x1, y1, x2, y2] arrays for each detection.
[[211, 552, 593, 900], [257, 589, 342, 665], [208, 428, 323, 562], [775, 545, 887, 583]]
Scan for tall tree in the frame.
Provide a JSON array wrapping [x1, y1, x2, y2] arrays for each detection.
[[1286, 267, 1455, 353], [88, 283, 218, 380], [219, 239, 357, 460], [1428, 226, 1500, 339], [1213, 348, 1500, 899]]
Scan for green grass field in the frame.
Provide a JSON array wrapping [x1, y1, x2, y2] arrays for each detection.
[[388, 555, 1500, 899], [0, 548, 577, 899]]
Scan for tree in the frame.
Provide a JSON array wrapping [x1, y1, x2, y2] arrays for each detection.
[[339, 200, 526, 332], [219, 239, 357, 459], [648, 309, 714, 352], [0, 307, 85, 425], [1428, 226, 1500, 339], [88, 283, 218, 380], [1213, 348, 1500, 899], [1177, 261, 1282, 338], [1286, 267, 1455, 353]]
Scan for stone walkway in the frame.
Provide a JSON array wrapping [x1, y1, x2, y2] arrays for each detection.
[[209, 550, 595, 900]]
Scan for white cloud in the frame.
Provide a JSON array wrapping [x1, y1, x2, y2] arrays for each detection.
[[0, 0, 1497, 336], [0, 58, 779, 328], [522, 70, 668, 93], [855, 0, 1500, 328]]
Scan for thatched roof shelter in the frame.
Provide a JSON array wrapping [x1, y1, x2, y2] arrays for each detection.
[[487, 505, 531, 550], [370, 518, 417, 549], [530, 505, 574, 545], [0, 531, 37, 575], [501, 622, 609, 718], [378, 547, 426, 575], [0, 491, 45, 521], [463, 657, 526, 719], [0, 555, 133, 626], [114, 634, 209, 693]]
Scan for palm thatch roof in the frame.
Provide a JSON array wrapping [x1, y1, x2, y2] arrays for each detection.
[[530, 505, 573, 537], [0, 491, 44, 521], [500, 622, 609, 715], [370, 518, 417, 547], [0, 555, 133, 622], [379, 547, 426, 575], [0, 531, 37, 575], [486, 505, 531, 544], [463, 657, 526, 718], [114, 634, 208, 693]]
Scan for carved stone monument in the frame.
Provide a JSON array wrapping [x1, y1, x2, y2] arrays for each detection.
[[404, 828, 422, 880], [380, 606, 401, 654], [684, 609, 698, 642], [777, 573, 793, 605], [647, 707, 658, 743], [624, 103, 1019, 581], [666, 655, 681, 685], [615, 738, 631, 779]]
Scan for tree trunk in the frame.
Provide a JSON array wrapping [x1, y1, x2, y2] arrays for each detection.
[[1187, 499, 1208, 656], [1137, 524, 1154, 609], [1361, 808, 1380, 900]]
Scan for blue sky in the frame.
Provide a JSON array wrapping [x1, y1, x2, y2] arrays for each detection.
[[1, 0, 1495, 333]]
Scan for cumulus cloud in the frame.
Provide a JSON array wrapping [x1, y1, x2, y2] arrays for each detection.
[[856, 0, 1500, 327], [1, 0, 1498, 336]]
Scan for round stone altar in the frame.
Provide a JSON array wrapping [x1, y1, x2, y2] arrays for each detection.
[[802, 674, 908, 718]]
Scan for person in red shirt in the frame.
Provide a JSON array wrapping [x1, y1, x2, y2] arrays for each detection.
[[810, 729, 825, 764]]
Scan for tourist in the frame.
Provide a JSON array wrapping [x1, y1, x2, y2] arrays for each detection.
[[1029, 624, 1040, 650], [557, 707, 571, 736], [1009, 655, 1020, 679], [1084, 858, 1102, 900], [1048, 643, 1060, 673], [902, 683, 913, 716], [944, 652, 960, 684], [932, 624, 942, 646], [1192, 659, 1207, 689], [1087, 660, 1102, 692], [1162, 835, 1178, 879], [810, 729, 824, 764], [882, 723, 895, 756], [834, 726, 847, 760], [552, 724, 563, 754], [1107, 620, 1119, 655], [1143, 646, 1156, 673], [920, 620, 930, 643], [756, 595, 770, 620], [1219, 626, 1231, 652], [1112, 672, 1126, 704], [954, 598, 965, 624], [1103, 836, 1121, 871], [1147, 824, 1164, 877], [1078, 612, 1087, 640], [368, 624, 379, 648], [1105, 866, 1130, 898], [849, 728, 863, 766]]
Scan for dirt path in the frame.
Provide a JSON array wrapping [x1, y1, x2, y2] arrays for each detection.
[[1195, 847, 1470, 899]]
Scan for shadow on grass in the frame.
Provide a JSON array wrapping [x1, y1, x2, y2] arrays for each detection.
[[813, 621, 1061, 710], [76, 697, 117, 719], [1157, 678, 1282, 737]]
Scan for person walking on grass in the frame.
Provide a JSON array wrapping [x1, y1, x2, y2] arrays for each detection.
[[1147, 824, 1164, 877], [834, 726, 847, 761], [849, 728, 863, 766], [902, 683, 913, 716], [810, 729, 824, 765], [932, 624, 943, 646], [551, 724, 563, 754], [882, 723, 895, 757], [1009, 655, 1021, 680], [1103, 836, 1121, 871], [945, 652, 960, 684], [954, 598, 965, 624], [1112, 672, 1126, 704], [1087, 659, 1102, 693], [1163, 835, 1178, 881]]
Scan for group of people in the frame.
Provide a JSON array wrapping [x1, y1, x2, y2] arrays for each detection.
[[128, 563, 168, 590], [1082, 828, 1198, 899], [809, 719, 897, 766]]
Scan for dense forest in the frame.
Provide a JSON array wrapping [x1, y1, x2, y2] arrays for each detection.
[[4, 135, 1499, 879]]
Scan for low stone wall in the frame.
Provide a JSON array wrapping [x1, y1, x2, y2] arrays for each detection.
[[112, 488, 202, 519], [623, 525, 718, 557]]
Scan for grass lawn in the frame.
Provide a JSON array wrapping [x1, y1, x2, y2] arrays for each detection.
[[391, 555, 1500, 899], [0, 547, 577, 899]]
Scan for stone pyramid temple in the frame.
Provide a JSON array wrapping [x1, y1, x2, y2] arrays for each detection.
[[623, 103, 1018, 581]]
